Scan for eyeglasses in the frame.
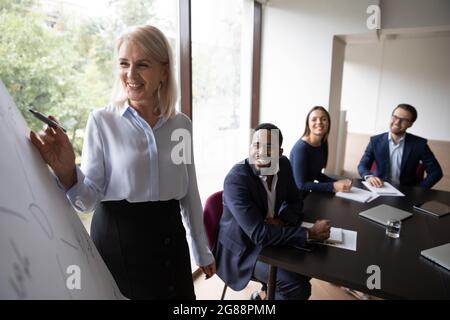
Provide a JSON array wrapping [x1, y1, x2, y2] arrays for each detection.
[[391, 114, 412, 124]]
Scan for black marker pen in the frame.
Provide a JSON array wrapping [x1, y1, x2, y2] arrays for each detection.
[[28, 109, 67, 133]]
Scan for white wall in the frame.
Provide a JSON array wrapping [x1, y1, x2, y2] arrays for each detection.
[[259, 0, 376, 154], [340, 41, 382, 135], [342, 34, 450, 141]]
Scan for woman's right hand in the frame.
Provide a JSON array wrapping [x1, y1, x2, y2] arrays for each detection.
[[333, 179, 352, 192], [200, 261, 217, 279], [30, 116, 77, 190]]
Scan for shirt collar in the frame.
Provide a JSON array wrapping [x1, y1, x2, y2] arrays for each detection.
[[259, 172, 278, 192], [388, 132, 406, 144], [118, 101, 130, 117], [120, 101, 167, 130]]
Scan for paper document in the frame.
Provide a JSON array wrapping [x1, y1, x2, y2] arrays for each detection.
[[336, 187, 379, 203], [328, 229, 357, 251], [302, 222, 343, 244], [327, 227, 343, 244], [362, 181, 405, 197], [301, 222, 357, 250]]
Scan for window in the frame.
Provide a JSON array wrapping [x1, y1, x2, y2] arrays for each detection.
[[191, 0, 253, 204], [1, 0, 257, 275], [1, 0, 178, 157], [0, 0, 178, 230]]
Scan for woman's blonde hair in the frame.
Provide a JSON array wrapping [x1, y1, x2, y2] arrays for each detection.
[[110, 25, 177, 119]]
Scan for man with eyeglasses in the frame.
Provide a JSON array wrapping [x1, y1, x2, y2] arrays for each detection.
[[358, 104, 443, 189], [213, 123, 330, 300]]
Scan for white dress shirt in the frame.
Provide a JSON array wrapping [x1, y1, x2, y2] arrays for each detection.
[[66, 102, 214, 267], [388, 133, 405, 185], [258, 174, 278, 219]]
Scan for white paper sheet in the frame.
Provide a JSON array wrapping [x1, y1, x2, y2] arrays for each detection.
[[336, 186, 380, 203], [323, 229, 358, 251], [302, 222, 357, 251], [362, 181, 405, 197], [328, 227, 343, 244]]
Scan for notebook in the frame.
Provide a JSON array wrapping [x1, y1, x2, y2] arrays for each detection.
[[358, 204, 412, 226], [413, 200, 450, 218], [336, 187, 378, 203], [301, 222, 343, 244], [326, 227, 343, 244], [421, 243, 450, 271], [362, 181, 405, 196]]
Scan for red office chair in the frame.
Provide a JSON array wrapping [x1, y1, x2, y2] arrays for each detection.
[[203, 191, 224, 249], [203, 190, 267, 300], [370, 161, 425, 182], [203, 191, 228, 299]]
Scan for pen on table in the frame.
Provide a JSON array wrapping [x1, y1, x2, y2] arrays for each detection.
[[28, 108, 67, 133]]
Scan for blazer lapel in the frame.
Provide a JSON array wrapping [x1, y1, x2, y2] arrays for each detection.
[[245, 160, 268, 217], [253, 176, 268, 217], [274, 173, 283, 215], [380, 133, 390, 177], [400, 134, 412, 174]]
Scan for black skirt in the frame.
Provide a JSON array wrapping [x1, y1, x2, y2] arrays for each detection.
[[91, 199, 195, 300]]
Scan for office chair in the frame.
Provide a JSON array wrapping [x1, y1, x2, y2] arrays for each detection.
[[203, 191, 224, 249], [203, 190, 228, 300], [370, 161, 425, 182], [203, 190, 267, 300]]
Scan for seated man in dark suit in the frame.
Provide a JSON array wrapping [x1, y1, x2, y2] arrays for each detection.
[[213, 123, 330, 300], [358, 104, 443, 189]]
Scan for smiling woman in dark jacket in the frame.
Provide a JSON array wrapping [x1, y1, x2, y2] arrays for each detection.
[[290, 106, 352, 193]]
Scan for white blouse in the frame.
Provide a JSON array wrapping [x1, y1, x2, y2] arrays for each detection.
[[66, 102, 214, 267]]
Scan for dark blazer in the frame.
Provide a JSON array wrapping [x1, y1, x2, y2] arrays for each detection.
[[357, 132, 443, 189], [213, 156, 307, 291]]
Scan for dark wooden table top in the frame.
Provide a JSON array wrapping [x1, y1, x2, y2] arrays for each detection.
[[259, 183, 450, 299]]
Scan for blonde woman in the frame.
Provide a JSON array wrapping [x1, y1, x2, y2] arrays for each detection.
[[30, 25, 215, 299]]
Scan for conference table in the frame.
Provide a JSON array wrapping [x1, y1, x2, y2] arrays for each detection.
[[258, 182, 450, 300]]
